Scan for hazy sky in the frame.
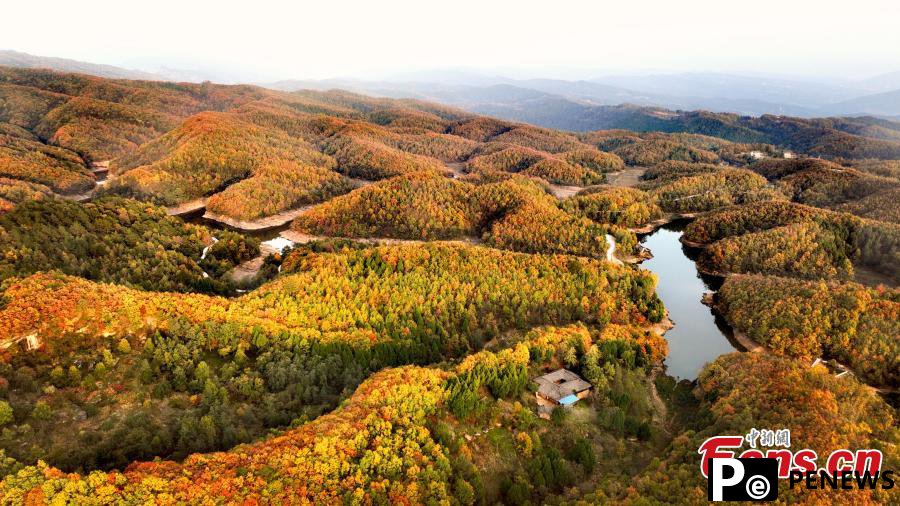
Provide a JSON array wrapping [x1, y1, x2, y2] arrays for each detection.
[[3, 0, 899, 81]]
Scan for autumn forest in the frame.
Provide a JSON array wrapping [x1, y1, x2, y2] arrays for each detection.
[[0, 65, 897, 505]]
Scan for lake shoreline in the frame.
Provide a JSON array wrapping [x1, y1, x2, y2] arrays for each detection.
[[636, 218, 739, 381]]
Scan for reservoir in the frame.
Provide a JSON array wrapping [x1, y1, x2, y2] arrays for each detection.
[[639, 220, 738, 380]]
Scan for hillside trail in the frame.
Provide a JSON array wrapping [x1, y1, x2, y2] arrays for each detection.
[[170, 177, 374, 226], [604, 234, 624, 265], [166, 198, 207, 216], [203, 206, 314, 231]]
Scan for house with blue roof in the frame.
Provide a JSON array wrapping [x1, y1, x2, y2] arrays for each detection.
[[534, 368, 592, 418]]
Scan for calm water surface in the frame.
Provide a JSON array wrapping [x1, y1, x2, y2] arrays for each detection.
[[640, 221, 738, 380]]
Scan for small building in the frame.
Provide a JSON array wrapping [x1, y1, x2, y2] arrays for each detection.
[[533, 369, 592, 418], [747, 150, 766, 160]]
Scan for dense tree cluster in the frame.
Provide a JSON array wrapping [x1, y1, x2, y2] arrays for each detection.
[[579, 130, 645, 152], [777, 166, 898, 214], [560, 147, 625, 173], [639, 160, 722, 187], [578, 130, 785, 168], [319, 130, 450, 180], [105, 111, 338, 208], [0, 316, 672, 504], [0, 319, 373, 472], [526, 323, 667, 385], [0, 197, 257, 293], [750, 157, 900, 223], [0, 366, 455, 503], [205, 160, 354, 221], [575, 108, 900, 160], [465, 145, 616, 185], [490, 125, 587, 153], [683, 201, 827, 244], [562, 187, 663, 228], [685, 201, 899, 281], [750, 157, 844, 179], [611, 138, 719, 166], [835, 186, 900, 224], [0, 243, 664, 357], [714, 142, 784, 165], [0, 126, 94, 194], [294, 172, 641, 258], [0, 177, 52, 213], [444, 323, 667, 503], [294, 171, 480, 239], [476, 178, 638, 258], [0, 67, 267, 162], [702, 221, 856, 279], [35, 96, 179, 161], [718, 275, 900, 386], [844, 158, 900, 180], [644, 168, 771, 213], [0, 284, 665, 492], [448, 116, 515, 141], [366, 106, 452, 132]]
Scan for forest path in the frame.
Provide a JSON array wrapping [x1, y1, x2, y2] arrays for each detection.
[[166, 198, 206, 216], [176, 176, 375, 230], [604, 234, 623, 265], [203, 206, 314, 232]]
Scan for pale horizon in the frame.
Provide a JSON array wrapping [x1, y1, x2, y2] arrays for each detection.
[[3, 0, 900, 83]]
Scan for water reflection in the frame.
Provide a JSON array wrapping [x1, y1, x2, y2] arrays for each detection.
[[639, 221, 738, 380]]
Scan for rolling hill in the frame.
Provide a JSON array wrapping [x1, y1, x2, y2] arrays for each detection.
[[0, 64, 897, 505]]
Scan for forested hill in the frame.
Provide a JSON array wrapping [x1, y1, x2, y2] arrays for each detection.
[[0, 65, 475, 216], [469, 102, 900, 159], [0, 65, 780, 221]]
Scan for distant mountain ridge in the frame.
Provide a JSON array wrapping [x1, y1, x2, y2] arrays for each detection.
[[267, 78, 900, 158], [2, 50, 898, 158], [0, 49, 162, 81], [4, 49, 897, 118], [828, 88, 900, 117], [272, 71, 900, 119]]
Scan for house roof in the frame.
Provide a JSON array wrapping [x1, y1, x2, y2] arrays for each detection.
[[558, 394, 580, 406], [534, 368, 591, 402]]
